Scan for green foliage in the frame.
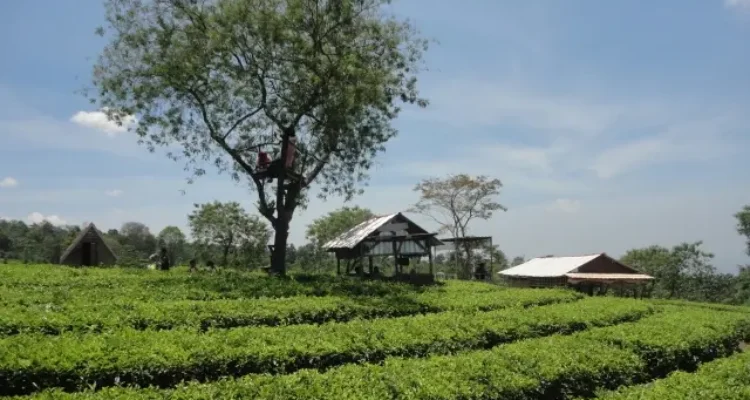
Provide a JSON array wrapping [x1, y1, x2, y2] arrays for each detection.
[[579, 307, 750, 378], [6, 263, 750, 399], [735, 204, 750, 256], [22, 303, 750, 400], [0, 280, 579, 336], [595, 350, 750, 399], [92, 0, 429, 274], [118, 221, 157, 259], [0, 297, 650, 395], [0, 299, 652, 394], [188, 202, 270, 268], [620, 241, 728, 302], [305, 206, 374, 247], [156, 226, 187, 267]]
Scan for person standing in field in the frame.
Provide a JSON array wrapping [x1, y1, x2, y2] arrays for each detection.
[[159, 247, 170, 271]]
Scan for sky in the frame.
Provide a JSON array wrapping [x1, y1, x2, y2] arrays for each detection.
[[1, 0, 749, 272]]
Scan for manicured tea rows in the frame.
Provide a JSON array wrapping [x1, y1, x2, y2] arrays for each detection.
[[0, 287, 580, 335], [594, 350, 750, 399], [649, 298, 750, 313], [0, 297, 652, 395], [0, 296, 425, 335], [20, 305, 749, 400], [579, 307, 750, 377], [1, 264, 515, 308]]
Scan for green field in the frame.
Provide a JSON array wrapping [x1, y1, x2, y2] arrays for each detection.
[[1, 263, 749, 399]]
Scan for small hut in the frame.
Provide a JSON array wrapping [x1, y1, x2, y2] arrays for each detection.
[[59, 223, 117, 266], [498, 253, 654, 296], [323, 212, 443, 282]]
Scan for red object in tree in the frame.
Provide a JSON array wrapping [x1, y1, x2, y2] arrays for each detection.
[[257, 151, 271, 168]]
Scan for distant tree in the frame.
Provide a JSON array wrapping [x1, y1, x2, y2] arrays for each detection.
[[482, 244, 508, 272], [411, 174, 505, 278], [306, 206, 375, 247], [294, 242, 331, 273], [0, 232, 11, 253], [119, 222, 157, 257], [92, 0, 428, 275], [735, 266, 750, 305], [188, 202, 270, 268], [157, 226, 187, 267], [736, 205, 750, 256], [434, 253, 446, 265], [286, 243, 297, 266], [511, 256, 525, 267], [621, 241, 715, 300]]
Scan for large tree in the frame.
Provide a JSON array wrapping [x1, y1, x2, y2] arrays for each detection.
[[306, 206, 374, 247], [91, 0, 428, 274], [119, 221, 157, 257], [736, 205, 750, 256], [188, 201, 270, 267], [410, 174, 505, 278], [157, 226, 187, 267], [621, 241, 716, 300]]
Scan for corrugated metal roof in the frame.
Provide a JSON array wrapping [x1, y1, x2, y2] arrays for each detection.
[[322, 213, 399, 250], [565, 273, 654, 281], [498, 254, 602, 277]]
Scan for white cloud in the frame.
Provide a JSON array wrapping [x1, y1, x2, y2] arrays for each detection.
[[408, 79, 657, 137], [726, 0, 750, 9], [27, 212, 68, 226], [70, 110, 135, 137], [105, 189, 124, 197], [0, 177, 18, 188], [591, 116, 738, 179], [547, 198, 581, 213]]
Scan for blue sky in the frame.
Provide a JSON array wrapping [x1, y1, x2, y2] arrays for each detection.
[[1, 0, 749, 272]]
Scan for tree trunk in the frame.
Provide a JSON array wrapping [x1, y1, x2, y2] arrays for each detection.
[[270, 218, 289, 275], [222, 244, 230, 267]]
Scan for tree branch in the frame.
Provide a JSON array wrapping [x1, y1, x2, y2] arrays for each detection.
[[186, 87, 276, 224]]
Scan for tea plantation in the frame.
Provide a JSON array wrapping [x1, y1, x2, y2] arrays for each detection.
[[1, 263, 749, 399]]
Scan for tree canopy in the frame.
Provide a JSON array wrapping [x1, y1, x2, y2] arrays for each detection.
[[620, 241, 717, 300], [188, 201, 270, 268], [735, 205, 750, 256], [92, 0, 428, 273], [410, 174, 505, 278], [157, 226, 188, 267], [306, 206, 374, 247]]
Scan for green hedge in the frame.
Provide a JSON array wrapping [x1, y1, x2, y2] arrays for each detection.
[[594, 350, 750, 399], [18, 305, 750, 400], [579, 307, 750, 377], [0, 287, 580, 335], [0, 297, 651, 396], [1, 264, 524, 308]]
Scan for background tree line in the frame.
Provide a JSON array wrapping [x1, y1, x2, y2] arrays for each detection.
[[2, 178, 750, 307]]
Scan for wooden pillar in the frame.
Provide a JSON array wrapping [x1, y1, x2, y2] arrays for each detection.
[[392, 241, 398, 275], [428, 244, 434, 276], [368, 256, 373, 275], [336, 257, 341, 276]]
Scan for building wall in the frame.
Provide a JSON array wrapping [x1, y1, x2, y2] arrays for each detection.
[[501, 276, 567, 288]]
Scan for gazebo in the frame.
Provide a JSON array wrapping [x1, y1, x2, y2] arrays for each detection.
[[322, 212, 443, 282], [436, 236, 495, 280]]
